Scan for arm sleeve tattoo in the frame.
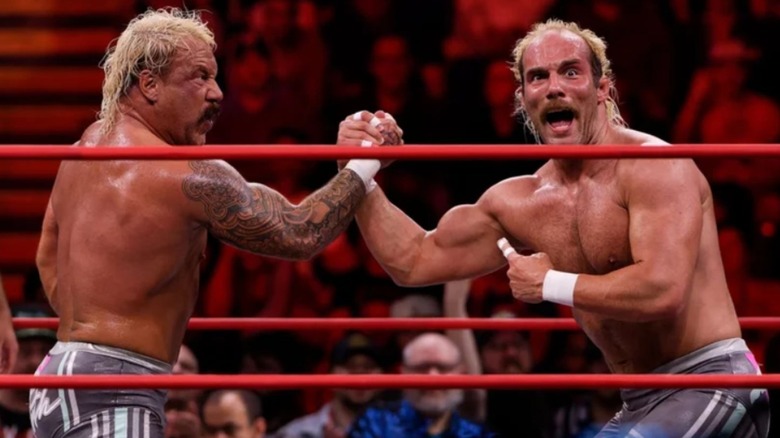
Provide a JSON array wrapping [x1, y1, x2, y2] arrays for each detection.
[[182, 160, 365, 259]]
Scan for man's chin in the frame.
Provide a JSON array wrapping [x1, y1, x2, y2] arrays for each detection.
[[192, 134, 207, 146], [542, 133, 580, 145]]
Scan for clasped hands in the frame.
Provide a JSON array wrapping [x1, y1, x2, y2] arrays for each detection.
[[336, 110, 404, 170]]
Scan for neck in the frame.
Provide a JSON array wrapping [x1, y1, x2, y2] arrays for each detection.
[[552, 158, 615, 183], [426, 410, 452, 435], [548, 115, 624, 181], [330, 398, 360, 429], [118, 99, 173, 145]]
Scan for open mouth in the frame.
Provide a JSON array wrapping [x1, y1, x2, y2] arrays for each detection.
[[544, 109, 576, 133], [200, 105, 221, 126]]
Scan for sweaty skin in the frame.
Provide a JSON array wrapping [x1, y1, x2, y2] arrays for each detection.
[[348, 30, 740, 374], [36, 38, 368, 364]]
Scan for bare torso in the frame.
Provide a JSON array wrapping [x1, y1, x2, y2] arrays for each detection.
[[495, 129, 740, 373], [50, 121, 204, 363]]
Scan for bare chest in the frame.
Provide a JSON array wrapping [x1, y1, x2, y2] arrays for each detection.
[[505, 182, 632, 274]]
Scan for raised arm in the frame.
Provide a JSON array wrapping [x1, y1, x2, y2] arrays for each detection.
[[443, 278, 486, 422], [183, 160, 369, 260], [505, 159, 704, 322], [356, 187, 508, 287], [338, 109, 511, 286]]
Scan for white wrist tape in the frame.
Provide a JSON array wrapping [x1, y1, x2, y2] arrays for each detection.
[[542, 270, 578, 307], [348, 112, 381, 192], [345, 159, 380, 193]]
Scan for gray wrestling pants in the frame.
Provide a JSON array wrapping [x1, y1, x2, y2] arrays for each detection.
[[29, 342, 172, 438], [597, 338, 769, 438]]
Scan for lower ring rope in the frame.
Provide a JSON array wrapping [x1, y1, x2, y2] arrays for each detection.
[[11, 317, 780, 330], [3, 374, 778, 390]]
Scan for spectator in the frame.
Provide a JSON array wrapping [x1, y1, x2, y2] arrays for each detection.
[[1, 305, 56, 438], [165, 344, 202, 438], [348, 332, 493, 437], [202, 390, 266, 438], [276, 332, 384, 437]]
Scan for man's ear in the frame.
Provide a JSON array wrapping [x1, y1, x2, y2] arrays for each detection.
[[596, 76, 610, 103], [252, 417, 266, 437], [137, 70, 160, 103], [515, 86, 525, 111]]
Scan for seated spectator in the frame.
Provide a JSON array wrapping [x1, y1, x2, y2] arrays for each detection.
[[241, 333, 306, 433], [275, 333, 384, 437], [165, 344, 202, 438], [348, 332, 493, 437], [390, 294, 442, 351], [202, 390, 266, 438], [1, 305, 57, 437]]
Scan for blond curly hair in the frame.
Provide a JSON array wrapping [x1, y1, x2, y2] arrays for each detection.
[[98, 8, 216, 133]]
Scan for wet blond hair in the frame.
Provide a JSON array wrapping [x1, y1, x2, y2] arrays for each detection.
[[510, 19, 625, 139], [98, 8, 216, 133]]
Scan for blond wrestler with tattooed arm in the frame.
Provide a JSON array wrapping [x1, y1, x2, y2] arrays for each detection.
[[31, 9, 393, 438], [341, 19, 769, 438]]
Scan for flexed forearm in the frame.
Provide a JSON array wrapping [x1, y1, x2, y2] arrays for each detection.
[[184, 160, 366, 260], [269, 169, 367, 258], [355, 188, 427, 284]]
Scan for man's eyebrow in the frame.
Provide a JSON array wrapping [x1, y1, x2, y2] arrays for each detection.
[[525, 66, 547, 77], [559, 59, 582, 69]]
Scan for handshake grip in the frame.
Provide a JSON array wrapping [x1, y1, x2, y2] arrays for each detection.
[[355, 111, 402, 147], [341, 110, 404, 193]]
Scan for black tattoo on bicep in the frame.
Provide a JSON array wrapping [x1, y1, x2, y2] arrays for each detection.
[[182, 160, 365, 259]]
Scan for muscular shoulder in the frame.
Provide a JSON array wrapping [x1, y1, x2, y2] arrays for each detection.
[[480, 173, 542, 213], [616, 158, 707, 201], [180, 160, 247, 198], [615, 127, 669, 146]]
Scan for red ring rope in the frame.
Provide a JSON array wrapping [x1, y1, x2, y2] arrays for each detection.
[[0, 145, 778, 160], [3, 374, 778, 389], [12, 317, 780, 330]]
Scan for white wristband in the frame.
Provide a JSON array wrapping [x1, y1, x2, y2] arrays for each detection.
[[542, 270, 578, 307], [345, 159, 380, 193]]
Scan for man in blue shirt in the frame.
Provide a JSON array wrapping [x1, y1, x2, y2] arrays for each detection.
[[348, 332, 493, 438]]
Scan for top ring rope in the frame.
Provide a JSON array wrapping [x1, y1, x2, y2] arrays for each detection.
[[12, 317, 780, 331], [0, 145, 778, 160]]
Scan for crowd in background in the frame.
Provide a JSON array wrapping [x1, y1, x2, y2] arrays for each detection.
[[1, 0, 780, 436]]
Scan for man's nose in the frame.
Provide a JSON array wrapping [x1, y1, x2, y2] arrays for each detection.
[[545, 73, 565, 99], [208, 82, 224, 103]]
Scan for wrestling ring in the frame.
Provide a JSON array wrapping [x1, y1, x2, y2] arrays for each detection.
[[0, 143, 779, 391]]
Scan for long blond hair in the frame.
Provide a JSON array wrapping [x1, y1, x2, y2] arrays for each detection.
[[98, 8, 216, 133], [510, 19, 625, 140]]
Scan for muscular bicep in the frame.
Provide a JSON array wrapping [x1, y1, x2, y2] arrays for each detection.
[[626, 160, 703, 285], [182, 160, 364, 259], [410, 203, 507, 284]]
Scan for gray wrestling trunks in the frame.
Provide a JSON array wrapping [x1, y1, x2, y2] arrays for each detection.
[[597, 338, 769, 438], [29, 342, 172, 438]]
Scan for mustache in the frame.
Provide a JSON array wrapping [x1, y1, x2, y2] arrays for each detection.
[[542, 102, 577, 117], [200, 104, 222, 123]]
